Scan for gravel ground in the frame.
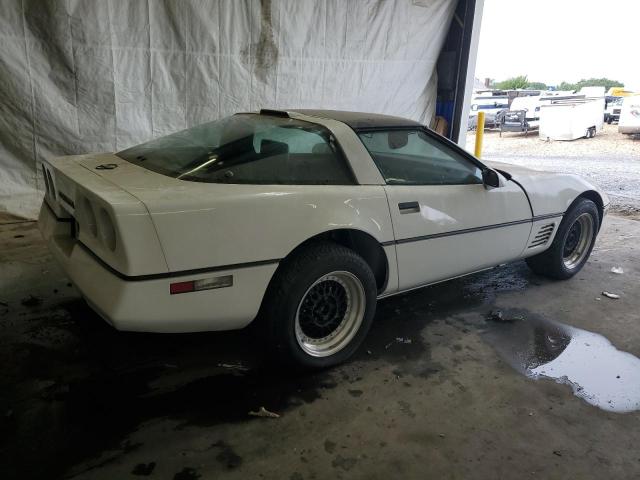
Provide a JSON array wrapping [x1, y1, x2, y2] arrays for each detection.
[[466, 124, 640, 214], [467, 123, 640, 158]]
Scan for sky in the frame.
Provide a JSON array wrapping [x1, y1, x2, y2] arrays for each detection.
[[474, 0, 640, 91]]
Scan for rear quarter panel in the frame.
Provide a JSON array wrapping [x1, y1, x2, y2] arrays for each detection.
[[140, 183, 395, 274]]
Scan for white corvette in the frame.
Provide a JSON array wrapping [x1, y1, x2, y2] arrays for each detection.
[[39, 109, 609, 367]]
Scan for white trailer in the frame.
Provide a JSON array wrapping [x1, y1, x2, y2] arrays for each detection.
[[539, 98, 605, 141], [618, 95, 640, 135]]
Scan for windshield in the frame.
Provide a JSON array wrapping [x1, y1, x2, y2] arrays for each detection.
[[117, 114, 354, 185]]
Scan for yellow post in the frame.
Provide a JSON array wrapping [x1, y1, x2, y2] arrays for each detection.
[[474, 111, 485, 158]]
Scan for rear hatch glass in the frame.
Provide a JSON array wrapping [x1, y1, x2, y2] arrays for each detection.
[[116, 114, 354, 185]]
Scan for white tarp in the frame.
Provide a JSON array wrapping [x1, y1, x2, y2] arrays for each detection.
[[0, 0, 455, 218]]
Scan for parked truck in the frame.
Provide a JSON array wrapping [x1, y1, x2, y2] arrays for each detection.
[[604, 97, 624, 124], [468, 93, 509, 130]]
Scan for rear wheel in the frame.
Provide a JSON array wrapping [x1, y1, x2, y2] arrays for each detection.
[[526, 199, 599, 279], [263, 242, 377, 369]]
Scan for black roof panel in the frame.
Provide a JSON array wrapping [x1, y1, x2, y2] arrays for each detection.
[[292, 109, 422, 129]]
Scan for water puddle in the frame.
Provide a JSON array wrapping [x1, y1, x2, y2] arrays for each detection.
[[482, 312, 640, 412]]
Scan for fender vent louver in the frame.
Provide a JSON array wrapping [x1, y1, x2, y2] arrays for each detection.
[[528, 223, 555, 248]]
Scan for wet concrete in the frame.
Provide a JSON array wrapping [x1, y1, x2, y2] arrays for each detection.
[[483, 310, 640, 412], [1, 214, 640, 479]]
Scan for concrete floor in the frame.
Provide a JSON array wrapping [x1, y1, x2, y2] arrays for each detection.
[[1, 214, 640, 480]]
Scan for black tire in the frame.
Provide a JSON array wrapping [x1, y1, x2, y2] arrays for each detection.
[[262, 241, 377, 369], [526, 199, 599, 280]]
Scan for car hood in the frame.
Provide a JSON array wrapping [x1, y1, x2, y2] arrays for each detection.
[[485, 160, 609, 217], [484, 160, 553, 179]]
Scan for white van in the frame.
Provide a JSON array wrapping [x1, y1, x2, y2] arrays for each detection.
[[618, 95, 640, 135]]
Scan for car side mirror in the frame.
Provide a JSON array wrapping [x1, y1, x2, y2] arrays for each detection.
[[482, 169, 501, 189]]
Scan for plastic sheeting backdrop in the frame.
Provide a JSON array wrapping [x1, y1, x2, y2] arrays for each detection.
[[0, 0, 455, 218]]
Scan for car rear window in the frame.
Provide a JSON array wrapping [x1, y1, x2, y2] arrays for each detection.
[[117, 114, 355, 185]]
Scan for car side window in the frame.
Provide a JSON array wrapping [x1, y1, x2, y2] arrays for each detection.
[[357, 129, 483, 186]]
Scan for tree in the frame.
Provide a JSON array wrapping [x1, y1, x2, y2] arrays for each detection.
[[527, 81, 547, 90], [494, 75, 529, 90], [558, 81, 576, 91], [557, 78, 624, 92]]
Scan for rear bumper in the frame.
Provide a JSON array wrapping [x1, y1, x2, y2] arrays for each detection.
[[38, 203, 277, 332]]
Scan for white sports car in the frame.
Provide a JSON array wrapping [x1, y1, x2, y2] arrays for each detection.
[[39, 109, 609, 368]]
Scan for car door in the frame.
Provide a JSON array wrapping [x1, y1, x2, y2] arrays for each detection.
[[357, 128, 532, 291]]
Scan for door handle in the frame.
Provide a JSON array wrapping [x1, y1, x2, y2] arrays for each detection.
[[398, 201, 420, 214]]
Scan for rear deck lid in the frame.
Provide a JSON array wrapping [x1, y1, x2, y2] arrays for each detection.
[[77, 153, 181, 195], [45, 154, 169, 276]]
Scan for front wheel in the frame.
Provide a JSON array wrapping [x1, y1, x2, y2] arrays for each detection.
[[526, 199, 599, 279], [263, 242, 377, 369]]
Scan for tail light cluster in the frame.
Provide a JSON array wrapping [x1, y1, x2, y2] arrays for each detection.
[[79, 196, 117, 252]]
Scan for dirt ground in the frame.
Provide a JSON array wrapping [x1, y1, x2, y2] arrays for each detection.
[[2, 213, 640, 480], [466, 124, 640, 215]]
